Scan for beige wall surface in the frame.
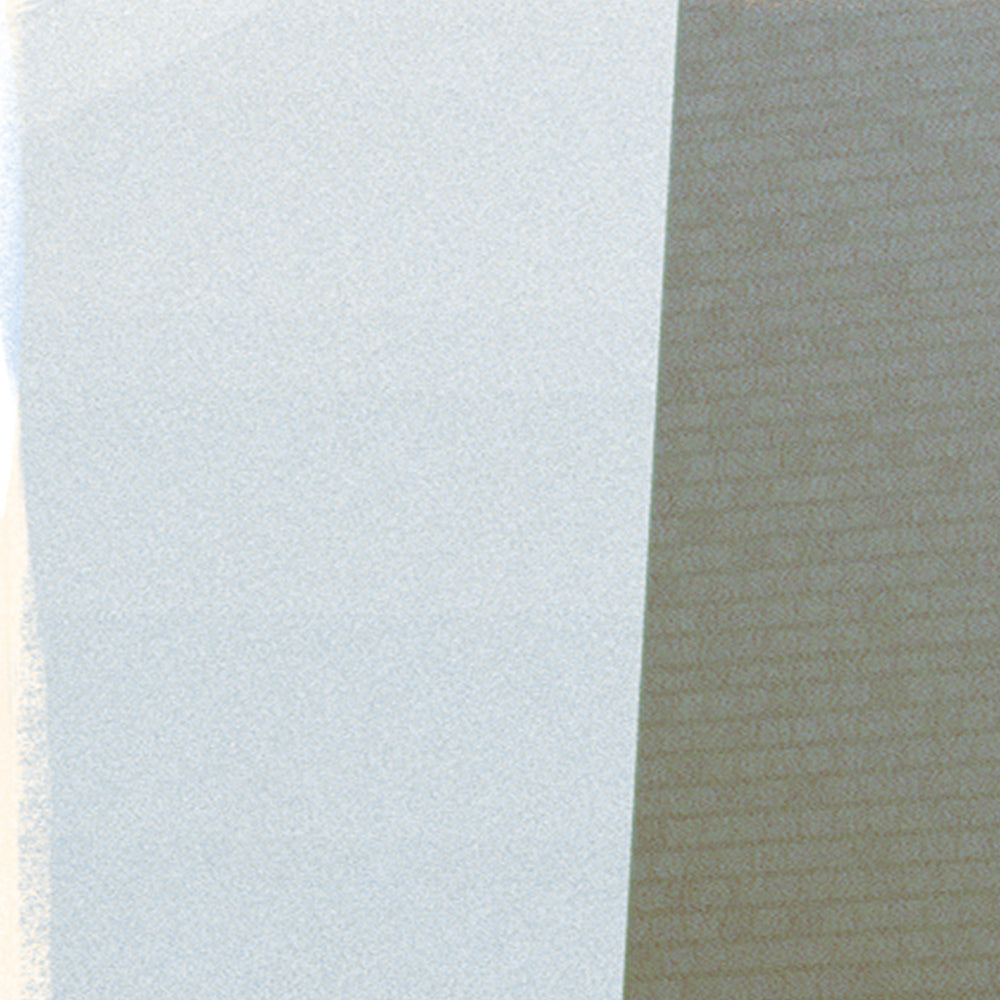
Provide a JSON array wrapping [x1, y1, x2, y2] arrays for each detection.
[[625, 1, 1000, 998]]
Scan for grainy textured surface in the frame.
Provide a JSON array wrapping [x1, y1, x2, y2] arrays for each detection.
[[19, 1, 672, 997], [625, 2, 1000, 997]]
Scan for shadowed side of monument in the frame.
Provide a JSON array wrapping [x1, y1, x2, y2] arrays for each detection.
[[626, 1, 1000, 998]]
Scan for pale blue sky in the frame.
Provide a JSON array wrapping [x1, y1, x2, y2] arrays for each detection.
[[21, 3, 679, 996]]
